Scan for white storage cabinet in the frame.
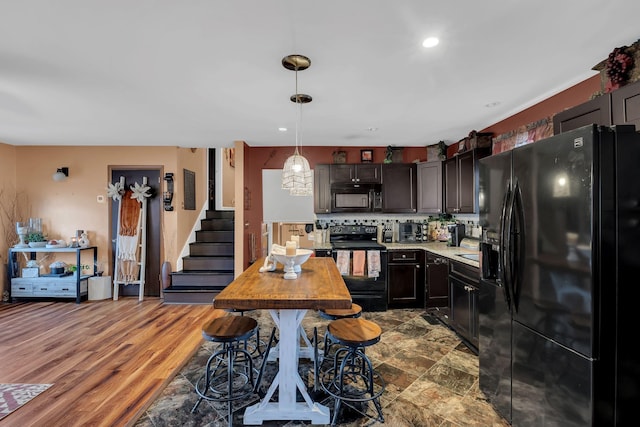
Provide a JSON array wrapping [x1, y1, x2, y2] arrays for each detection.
[[8, 246, 97, 303]]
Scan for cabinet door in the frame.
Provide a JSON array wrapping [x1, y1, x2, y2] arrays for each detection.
[[387, 250, 424, 308], [382, 163, 417, 213], [444, 157, 459, 213], [313, 164, 331, 213], [425, 253, 448, 308], [457, 150, 476, 213], [417, 161, 442, 214], [330, 164, 355, 183], [444, 149, 489, 214], [612, 79, 640, 129], [355, 164, 382, 183], [553, 94, 612, 135], [450, 274, 473, 342]]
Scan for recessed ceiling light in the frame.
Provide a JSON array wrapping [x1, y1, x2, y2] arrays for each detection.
[[485, 101, 501, 108], [366, 127, 378, 132], [422, 37, 439, 48], [278, 127, 287, 132]]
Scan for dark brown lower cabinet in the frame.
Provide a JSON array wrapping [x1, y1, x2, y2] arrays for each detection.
[[425, 252, 448, 308], [314, 249, 332, 257], [387, 250, 424, 308], [448, 260, 479, 351]]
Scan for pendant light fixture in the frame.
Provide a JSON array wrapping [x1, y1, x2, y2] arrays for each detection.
[[281, 54, 313, 196]]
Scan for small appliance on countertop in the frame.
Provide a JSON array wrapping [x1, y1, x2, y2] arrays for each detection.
[[398, 222, 420, 243], [382, 223, 393, 243], [447, 223, 466, 247]]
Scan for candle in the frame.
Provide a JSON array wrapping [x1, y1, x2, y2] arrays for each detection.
[[285, 241, 296, 256], [291, 235, 300, 248]]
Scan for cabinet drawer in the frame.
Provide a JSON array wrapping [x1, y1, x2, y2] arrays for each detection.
[[389, 250, 420, 262], [33, 280, 88, 297], [11, 280, 34, 296]]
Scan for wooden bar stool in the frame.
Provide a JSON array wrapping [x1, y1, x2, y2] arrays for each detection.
[[223, 308, 268, 357], [191, 315, 259, 426], [318, 317, 385, 426], [318, 303, 363, 320], [313, 303, 363, 390]]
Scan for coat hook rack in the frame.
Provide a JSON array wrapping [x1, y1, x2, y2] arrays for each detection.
[[163, 173, 174, 211]]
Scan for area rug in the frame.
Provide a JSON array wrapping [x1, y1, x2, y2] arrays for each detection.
[[0, 383, 53, 420]]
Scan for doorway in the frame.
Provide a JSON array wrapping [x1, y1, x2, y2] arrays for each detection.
[[109, 168, 162, 298]]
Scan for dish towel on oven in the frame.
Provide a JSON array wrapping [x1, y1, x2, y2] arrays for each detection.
[[368, 250, 381, 278], [336, 250, 350, 275], [352, 250, 366, 276]]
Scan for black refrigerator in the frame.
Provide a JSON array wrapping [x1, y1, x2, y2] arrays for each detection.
[[477, 124, 640, 426]]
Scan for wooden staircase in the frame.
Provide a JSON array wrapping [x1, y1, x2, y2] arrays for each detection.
[[163, 210, 234, 304]]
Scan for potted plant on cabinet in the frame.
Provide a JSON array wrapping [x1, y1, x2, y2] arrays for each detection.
[[67, 264, 91, 277], [27, 231, 47, 248]]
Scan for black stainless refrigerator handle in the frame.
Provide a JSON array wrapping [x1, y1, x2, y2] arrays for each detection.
[[499, 181, 513, 311], [503, 179, 516, 312], [511, 180, 525, 313]]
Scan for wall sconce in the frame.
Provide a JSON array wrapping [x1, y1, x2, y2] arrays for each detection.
[[52, 167, 69, 182], [163, 172, 174, 211]]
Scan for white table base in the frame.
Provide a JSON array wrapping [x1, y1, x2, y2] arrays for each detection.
[[243, 309, 329, 425]]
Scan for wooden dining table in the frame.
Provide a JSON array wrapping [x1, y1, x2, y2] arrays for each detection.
[[213, 256, 352, 425]]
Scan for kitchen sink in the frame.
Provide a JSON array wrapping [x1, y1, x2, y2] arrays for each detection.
[[457, 253, 480, 262]]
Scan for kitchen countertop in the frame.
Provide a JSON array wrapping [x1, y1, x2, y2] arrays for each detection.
[[311, 241, 480, 268], [384, 242, 480, 268]]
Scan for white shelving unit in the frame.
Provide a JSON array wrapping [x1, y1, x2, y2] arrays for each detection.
[[8, 246, 98, 303]]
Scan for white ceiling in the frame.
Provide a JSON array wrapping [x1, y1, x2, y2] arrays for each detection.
[[1, 1, 639, 148]]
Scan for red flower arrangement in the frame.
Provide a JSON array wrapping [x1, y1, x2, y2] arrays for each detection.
[[605, 45, 634, 93]]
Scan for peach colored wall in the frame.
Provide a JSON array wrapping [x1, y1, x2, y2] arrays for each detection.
[[175, 147, 208, 254], [0, 145, 208, 294], [221, 148, 236, 208], [0, 143, 18, 297]]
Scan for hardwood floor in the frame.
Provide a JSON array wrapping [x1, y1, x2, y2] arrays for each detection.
[[0, 298, 221, 427]]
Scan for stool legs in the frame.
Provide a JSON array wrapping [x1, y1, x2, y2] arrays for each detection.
[[321, 345, 385, 426], [191, 341, 255, 426]]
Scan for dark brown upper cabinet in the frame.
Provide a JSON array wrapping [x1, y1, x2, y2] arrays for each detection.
[[313, 164, 331, 214], [330, 163, 381, 184], [612, 79, 640, 130], [553, 95, 612, 135], [444, 148, 490, 214], [553, 79, 640, 135], [417, 161, 443, 214], [381, 163, 416, 213]]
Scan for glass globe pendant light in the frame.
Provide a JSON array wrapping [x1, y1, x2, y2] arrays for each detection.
[[281, 54, 313, 196]]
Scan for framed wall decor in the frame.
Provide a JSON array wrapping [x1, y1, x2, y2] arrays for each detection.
[[183, 169, 196, 210], [360, 149, 373, 163], [333, 150, 347, 164]]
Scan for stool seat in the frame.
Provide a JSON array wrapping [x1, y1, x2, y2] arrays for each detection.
[[202, 315, 258, 342], [327, 317, 381, 347], [319, 303, 362, 320]]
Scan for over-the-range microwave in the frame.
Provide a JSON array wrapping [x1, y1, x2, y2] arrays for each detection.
[[330, 183, 382, 213]]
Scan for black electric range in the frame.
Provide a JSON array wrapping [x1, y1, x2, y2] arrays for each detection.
[[329, 225, 387, 311]]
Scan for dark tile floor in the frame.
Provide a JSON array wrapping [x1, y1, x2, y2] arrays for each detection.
[[134, 309, 510, 427]]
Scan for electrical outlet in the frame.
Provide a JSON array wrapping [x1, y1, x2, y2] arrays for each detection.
[[97, 195, 105, 203]]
